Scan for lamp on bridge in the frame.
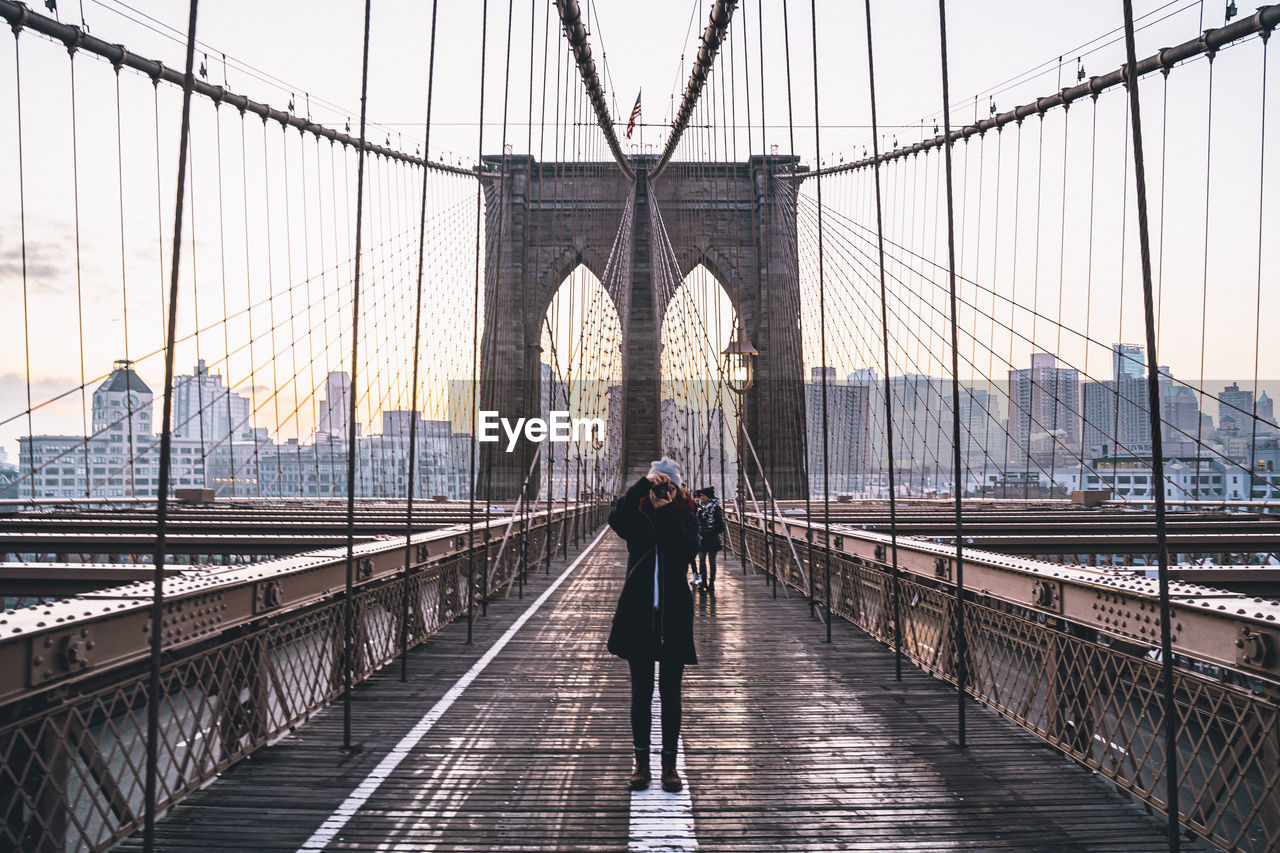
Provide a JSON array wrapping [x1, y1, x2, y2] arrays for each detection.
[[722, 334, 758, 394]]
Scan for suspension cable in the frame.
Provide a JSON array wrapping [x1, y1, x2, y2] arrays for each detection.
[[936, 0, 970, 749], [806, 2, 1280, 180], [651, 0, 738, 181], [1120, 1, 1178, 846], [552, 0, 633, 180], [341, 0, 374, 752], [861, 0, 905, 681], [400, 0, 440, 682], [143, 1, 199, 848]]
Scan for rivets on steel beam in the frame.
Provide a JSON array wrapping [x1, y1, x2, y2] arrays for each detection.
[[1236, 626, 1275, 671]]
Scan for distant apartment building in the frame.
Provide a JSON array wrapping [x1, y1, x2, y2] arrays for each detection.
[[1112, 343, 1145, 382], [12, 361, 208, 499], [806, 368, 871, 496], [1007, 353, 1080, 473], [1081, 344, 1152, 459], [1, 360, 481, 502], [1082, 378, 1151, 458], [172, 359, 253, 445], [1219, 382, 1255, 437], [1158, 366, 1201, 454], [317, 372, 362, 443]]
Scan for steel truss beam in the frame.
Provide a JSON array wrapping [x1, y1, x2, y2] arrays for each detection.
[[740, 512, 1280, 680]]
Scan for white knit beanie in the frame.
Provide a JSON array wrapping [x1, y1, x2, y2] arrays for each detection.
[[646, 457, 682, 488]]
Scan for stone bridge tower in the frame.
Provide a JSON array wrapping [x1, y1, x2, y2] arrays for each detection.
[[478, 155, 807, 501]]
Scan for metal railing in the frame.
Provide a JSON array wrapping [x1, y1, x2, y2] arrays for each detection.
[[725, 510, 1280, 853], [0, 501, 608, 852]]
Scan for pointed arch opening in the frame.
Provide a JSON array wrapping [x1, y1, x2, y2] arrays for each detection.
[[539, 263, 623, 498], [658, 263, 739, 497]]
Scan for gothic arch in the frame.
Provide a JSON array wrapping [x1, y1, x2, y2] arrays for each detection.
[[479, 156, 807, 500]]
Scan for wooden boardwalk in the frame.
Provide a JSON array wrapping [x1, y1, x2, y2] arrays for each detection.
[[120, 527, 1188, 852]]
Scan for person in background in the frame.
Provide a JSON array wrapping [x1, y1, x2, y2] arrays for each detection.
[[695, 487, 724, 593], [607, 457, 699, 793]]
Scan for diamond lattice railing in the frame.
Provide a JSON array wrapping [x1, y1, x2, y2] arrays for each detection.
[[726, 516, 1280, 853], [0, 507, 596, 853]]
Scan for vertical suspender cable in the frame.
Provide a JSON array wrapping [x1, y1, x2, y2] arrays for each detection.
[[734, 4, 751, 578], [342, 0, 374, 750], [469, 0, 491, 640], [1120, 2, 1178, 847], [517, 0, 539, 598], [1247, 34, 1270, 502], [1193, 59, 1214, 499], [114, 65, 138, 497], [936, 0, 969, 747], [780, 0, 818, 617], [808, 0, 832, 643], [545, 30, 566, 578], [477, 0, 517, 617], [524, 0, 551, 589], [754, 0, 777, 599], [13, 31, 33, 501], [861, 0, 905, 681], [144, 2, 200, 849], [401, 0, 440, 683], [69, 44, 91, 498]]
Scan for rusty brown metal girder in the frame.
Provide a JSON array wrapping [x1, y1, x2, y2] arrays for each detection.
[[726, 519, 1280, 852], [553, 0, 634, 181], [0, 506, 577, 705], [0, 507, 528, 549], [762, 507, 1280, 545], [0, 532, 359, 554], [737, 512, 1280, 680], [910, 532, 1280, 555], [650, 0, 737, 181], [0, 519, 451, 537], [810, 518, 1280, 534], [0, 564, 191, 597]]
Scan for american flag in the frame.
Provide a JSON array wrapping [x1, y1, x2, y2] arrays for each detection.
[[625, 91, 641, 139]]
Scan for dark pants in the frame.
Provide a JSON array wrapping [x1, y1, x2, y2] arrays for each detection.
[[628, 658, 685, 755], [699, 549, 717, 587]]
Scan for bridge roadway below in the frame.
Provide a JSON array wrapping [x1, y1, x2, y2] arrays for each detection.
[[118, 529, 1187, 852]]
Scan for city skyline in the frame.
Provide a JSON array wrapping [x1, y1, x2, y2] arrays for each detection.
[[3, 1, 1276, 473]]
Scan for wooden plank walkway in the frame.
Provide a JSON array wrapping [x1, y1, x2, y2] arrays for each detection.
[[119, 527, 1190, 852]]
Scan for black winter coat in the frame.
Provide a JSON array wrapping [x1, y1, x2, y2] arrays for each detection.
[[697, 497, 725, 553], [606, 476, 699, 665]]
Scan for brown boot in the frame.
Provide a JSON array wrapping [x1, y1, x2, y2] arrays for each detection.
[[660, 750, 682, 792], [628, 750, 651, 790]]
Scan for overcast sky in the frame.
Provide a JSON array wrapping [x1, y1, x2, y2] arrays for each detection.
[[0, 0, 1274, 458]]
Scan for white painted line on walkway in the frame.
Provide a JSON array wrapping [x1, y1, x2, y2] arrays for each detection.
[[297, 527, 609, 852], [629, 663, 698, 852]]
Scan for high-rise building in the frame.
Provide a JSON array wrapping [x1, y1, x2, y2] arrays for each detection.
[[1082, 377, 1151, 458], [806, 368, 871, 496], [958, 386, 1004, 473], [1112, 343, 1145, 382], [173, 359, 253, 445], [1008, 353, 1080, 473], [14, 360, 208, 498], [318, 372, 361, 442], [1259, 392, 1276, 432], [1157, 366, 1200, 453], [1077, 343, 1150, 459], [1219, 382, 1254, 437]]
